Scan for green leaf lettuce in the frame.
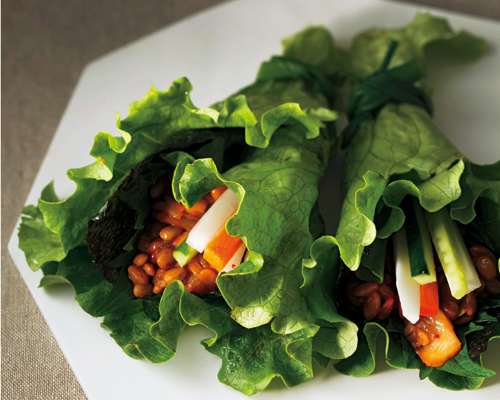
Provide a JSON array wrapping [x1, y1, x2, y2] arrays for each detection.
[[18, 26, 356, 395], [318, 15, 499, 391]]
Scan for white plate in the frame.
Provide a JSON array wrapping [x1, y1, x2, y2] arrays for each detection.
[[8, 0, 500, 399]]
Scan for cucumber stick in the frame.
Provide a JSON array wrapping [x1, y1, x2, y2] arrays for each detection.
[[404, 197, 436, 285], [425, 207, 481, 300], [173, 241, 198, 267]]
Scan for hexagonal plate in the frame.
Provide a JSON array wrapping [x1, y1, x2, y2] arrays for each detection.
[[9, 0, 500, 399]]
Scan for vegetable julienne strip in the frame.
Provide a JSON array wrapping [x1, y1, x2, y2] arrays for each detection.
[[203, 223, 244, 272], [419, 281, 439, 318], [426, 208, 482, 298], [393, 227, 421, 324], [404, 197, 436, 285]]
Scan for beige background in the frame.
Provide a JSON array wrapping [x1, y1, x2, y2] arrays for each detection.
[[2, 1, 499, 398]]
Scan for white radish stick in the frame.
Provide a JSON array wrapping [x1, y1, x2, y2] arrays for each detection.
[[393, 227, 421, 324], [186, 188, 239, 253], [222, 243, 246, 272]]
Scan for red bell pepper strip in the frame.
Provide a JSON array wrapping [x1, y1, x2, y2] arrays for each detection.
[[419, 281, 439, 318]]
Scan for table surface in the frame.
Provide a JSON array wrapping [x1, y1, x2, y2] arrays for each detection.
[[2, 1, 499, 398]]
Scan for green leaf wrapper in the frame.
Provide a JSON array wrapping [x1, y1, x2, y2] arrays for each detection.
[[319, 14, 499, 390], [330, 112, 500, 389], [18, 26, 356, 394], [349, 12, 488, 81]]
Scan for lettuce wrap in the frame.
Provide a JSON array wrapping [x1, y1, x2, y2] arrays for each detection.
[[317, 15, 500, 390], [18, 26, 357, 395]]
